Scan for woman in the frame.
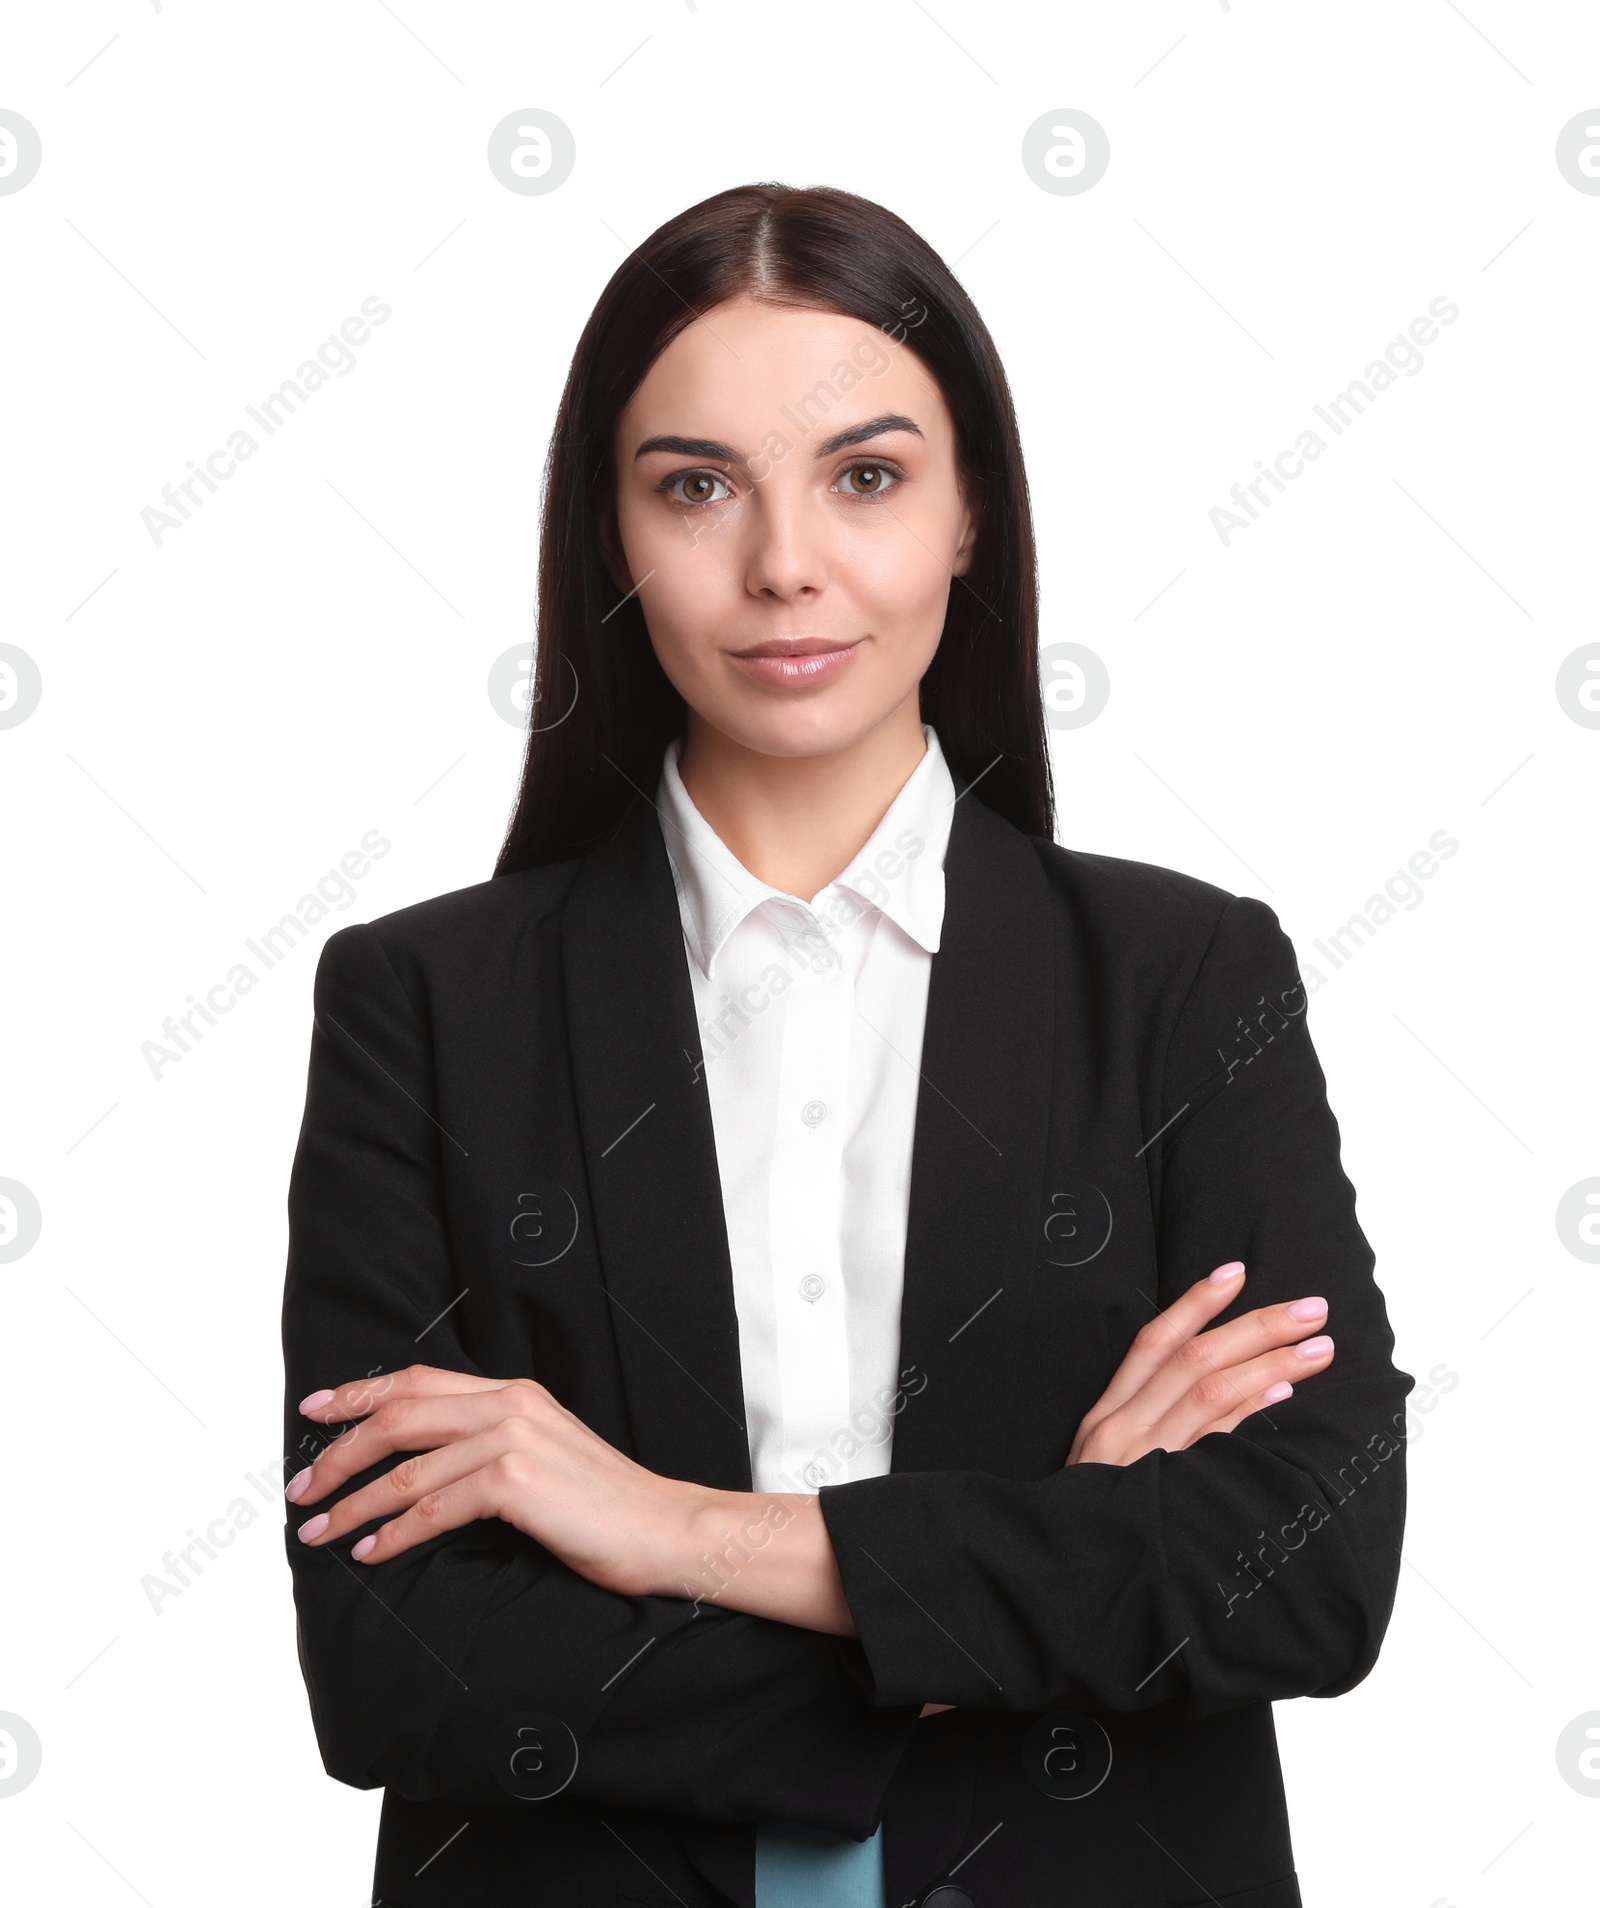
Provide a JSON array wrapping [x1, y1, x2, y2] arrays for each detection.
[[282, 184, 1410, 1908]]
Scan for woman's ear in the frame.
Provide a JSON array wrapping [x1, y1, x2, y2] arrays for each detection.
[[951, 486, 980, 577]]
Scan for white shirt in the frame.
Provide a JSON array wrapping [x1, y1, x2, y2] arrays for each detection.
[[656, 727, 955, 1498]]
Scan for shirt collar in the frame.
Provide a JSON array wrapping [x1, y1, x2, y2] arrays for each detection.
[[656, 726, 955, 980]]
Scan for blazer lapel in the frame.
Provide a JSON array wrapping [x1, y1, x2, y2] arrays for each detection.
[[561, 797, 753, 1492], [891, 794, 1057, 1477], [561, 788, 1058, 1484]]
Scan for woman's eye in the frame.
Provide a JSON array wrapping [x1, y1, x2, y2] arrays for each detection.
[[836, 463, 899, 498], [664, 470, 731, 505]]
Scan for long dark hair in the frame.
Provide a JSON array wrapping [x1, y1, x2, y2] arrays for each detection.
[[494, 182, 1052, 874]]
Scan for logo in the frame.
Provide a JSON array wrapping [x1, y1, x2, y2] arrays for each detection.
[[491, 1711, 579, 1801], [503, 1181, 580, 1269], [1021, 1709, 1113, 1800], [1022, 109, 1111, 196], [1042, 1179, 1113, 1267], [487, 110, 576, 195]]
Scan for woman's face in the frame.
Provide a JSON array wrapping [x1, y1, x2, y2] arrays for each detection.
[[611, 298, 976, 761]]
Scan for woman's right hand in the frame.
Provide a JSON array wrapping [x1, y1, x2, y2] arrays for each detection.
[[916, 1264, 1331, 1718], [1066, 1262, 1334, 1469]]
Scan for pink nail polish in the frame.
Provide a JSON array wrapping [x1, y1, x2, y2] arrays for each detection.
[[351, 1535, 376, 1562], [1294, 1335, 1334, 1359], [299, 1388, 335, 1413], [1262, 1381, 1294, 1404], [1210, 1262, 1245, 1282], [297, 1513, 330, 1543], [285, 1467, 312, 1503], [1287, 1297, 1327, 1321]]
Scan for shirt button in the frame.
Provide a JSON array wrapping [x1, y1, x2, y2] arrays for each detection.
[[801, 1099, 828, 1127], [799, 1274, 826, 1303]]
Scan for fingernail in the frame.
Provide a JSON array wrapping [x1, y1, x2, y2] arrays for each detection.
[[351, 1535, 376, 1562], [1294, 1335, 1334, 1359], [1210, 1262, 1246, 1282], [285, 1467, 312, 1503], [1287, 1297, 1327, 1321], [299, 1389, 335, 1413], [1262, 1381, 1294, 1404], [297, 1514, 330, 1543]]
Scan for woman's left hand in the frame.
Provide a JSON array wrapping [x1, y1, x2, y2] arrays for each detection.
[[290, 1337, 1307, 1717], [288, 1364, 701, 1596]]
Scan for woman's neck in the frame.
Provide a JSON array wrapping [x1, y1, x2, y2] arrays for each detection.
[[677, 694, 929, 900]]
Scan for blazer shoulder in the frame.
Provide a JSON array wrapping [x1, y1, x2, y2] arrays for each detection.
[[1024, 841, 1302, 1088], [322, 860, 583, 984], [1025, 836, 1304, 1032], [1028, 836, 1245, 947]]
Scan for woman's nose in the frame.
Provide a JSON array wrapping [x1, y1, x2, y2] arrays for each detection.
[[742, 491, 830, 600]]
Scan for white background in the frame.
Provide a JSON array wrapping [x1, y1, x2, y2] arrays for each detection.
[[3, 3, 1597, 1904]]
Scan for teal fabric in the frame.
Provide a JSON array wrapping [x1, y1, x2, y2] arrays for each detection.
[[754, 1820, 887, 1907]]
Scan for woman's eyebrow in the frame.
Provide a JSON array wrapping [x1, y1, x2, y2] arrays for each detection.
[[813, 413, 923, 457], [633, 434, 740, 462], [632, 413, 925, 465]]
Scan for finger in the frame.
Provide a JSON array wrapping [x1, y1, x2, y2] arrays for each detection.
[[1150, 1335, 1335, 1451], [288, 1389, 522, 1506], [1206, 1379, 1295, 1438], [1200, 1329, 1342, 1437], [347, 1462, 512, 1566], [295, 1423, 518, 1547], [1188, 1295, 1330, 1373], [1085, 1263, 1248, 1422], [1119, 1297, 1331, 1430], [297, 1363, 504, 1425]]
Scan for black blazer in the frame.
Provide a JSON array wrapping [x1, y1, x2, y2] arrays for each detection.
[[282, 788, 1410, 1908]]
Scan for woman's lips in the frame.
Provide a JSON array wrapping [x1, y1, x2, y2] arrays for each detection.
[[727, 639, 863, 688]]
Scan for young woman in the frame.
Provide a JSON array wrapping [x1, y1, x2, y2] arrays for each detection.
[[282, 185, 1410, 1908]]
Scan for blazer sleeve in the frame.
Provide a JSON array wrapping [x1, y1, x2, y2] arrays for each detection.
[[282, 922, 916, 1830], [819, 894, 1413, 1717]]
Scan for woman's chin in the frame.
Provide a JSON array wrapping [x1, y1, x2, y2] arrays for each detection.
[[699, 698, 911, 764]]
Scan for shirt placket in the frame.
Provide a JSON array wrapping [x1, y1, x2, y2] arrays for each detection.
[[767, 906, 853, 1492]]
